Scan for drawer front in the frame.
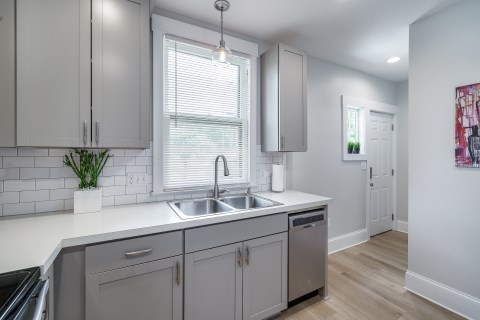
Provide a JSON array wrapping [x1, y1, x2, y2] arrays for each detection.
[[86, 231, 183, 275], [185, 213, 288, 253]]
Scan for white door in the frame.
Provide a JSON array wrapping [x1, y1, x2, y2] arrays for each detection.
[[369, 112, 393, 236], [184, 243, 243, 320], [243, 233, 288, 320]]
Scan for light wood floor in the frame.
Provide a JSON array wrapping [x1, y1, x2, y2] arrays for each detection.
[[280, 231, 464, 320]]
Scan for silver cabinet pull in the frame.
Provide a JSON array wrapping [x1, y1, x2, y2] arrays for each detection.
[[302, 224, 317, 229], [124, 248, 152, 258], [245, 246, 250, 265], [95, 121, 99, 145], [237, 247, 242, 267], [176, 261, 180, 285], [281, 135, 285, 150], [83, 121, 88, 145]]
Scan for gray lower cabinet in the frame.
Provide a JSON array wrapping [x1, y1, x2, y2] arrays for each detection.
[[85, 255, 183, 320], [184, 232, 288, 320]]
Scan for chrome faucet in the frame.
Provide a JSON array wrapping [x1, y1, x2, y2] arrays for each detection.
[[213, 155, 230, 199]]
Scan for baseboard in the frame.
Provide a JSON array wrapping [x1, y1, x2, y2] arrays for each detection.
[[328, 229, 367, 254], [396, 220, 408, 233], [405, 270, 480, 319]]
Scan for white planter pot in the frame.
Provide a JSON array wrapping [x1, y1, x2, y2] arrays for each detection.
[[74, 188, 102, 214]]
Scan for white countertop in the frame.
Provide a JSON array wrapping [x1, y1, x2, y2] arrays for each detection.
[[0, 190, 332, 275]]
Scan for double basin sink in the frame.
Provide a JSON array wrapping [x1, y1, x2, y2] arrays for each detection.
[[169, 195, 281, 220]]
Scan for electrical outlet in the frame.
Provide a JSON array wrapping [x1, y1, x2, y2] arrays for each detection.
[[127, 173, 147, 186]]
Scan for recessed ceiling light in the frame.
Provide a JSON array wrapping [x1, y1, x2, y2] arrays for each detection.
[[386, 57, 401, 64]]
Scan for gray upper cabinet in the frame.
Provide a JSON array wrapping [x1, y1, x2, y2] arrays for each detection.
[[0, 0, 16, 147], [16, 0, 149, 148], [261, 43, 307, 152], [92, 0, 150, 148], [16, 0, 91, 147]]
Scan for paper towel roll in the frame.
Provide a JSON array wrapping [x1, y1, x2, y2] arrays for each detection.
[[272, 164, 284, 192]]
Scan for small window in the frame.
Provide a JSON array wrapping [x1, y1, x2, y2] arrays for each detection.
[[160, 36, 253, 191], [342, 103, 366, 160]]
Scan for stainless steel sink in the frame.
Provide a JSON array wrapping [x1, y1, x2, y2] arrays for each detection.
[[220, 195, 276, 209], [169, 195, 282, 220], [171, 199, 233, 218]]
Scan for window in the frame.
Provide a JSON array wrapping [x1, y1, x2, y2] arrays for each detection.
[[347, 108, 360, 143], [161, 35, 252, 191]]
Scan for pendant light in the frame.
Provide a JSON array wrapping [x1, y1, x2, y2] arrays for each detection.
[[212, 0, 232, 65]]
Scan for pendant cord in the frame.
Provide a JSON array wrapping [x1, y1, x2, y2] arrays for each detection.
[[220, 9, 224, 45]]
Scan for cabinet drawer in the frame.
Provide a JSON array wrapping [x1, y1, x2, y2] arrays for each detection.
[[185, 213, 288, 253], [86, 231, 183, 275]]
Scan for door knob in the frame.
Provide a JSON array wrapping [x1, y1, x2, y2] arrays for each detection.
[[370, 183, 374, 187]]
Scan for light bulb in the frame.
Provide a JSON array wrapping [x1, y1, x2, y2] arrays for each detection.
[[212, 45, 232, 66], [219, 49, 227, 62]]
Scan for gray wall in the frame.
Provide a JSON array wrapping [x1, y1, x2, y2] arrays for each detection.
[[286, 57, 397, 238], [408, 0, 480, 301], [395, 81, 408, 223]]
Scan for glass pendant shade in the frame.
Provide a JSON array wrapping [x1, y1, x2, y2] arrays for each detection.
[[212, 43, 232, 65]]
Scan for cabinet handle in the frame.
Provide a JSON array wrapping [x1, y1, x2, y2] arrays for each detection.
[[95, 121, 99, 145], [83, 121, 87, 145], [124, 248, 152, 258], [176, 261, 180, 285], [245, 246, 250, 265], [370, 167, 373, 179], [237, 248, 242, 267], [281, 135, 285, 150]]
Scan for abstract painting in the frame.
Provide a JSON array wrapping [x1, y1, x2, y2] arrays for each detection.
[[455, 82, 480, 167]]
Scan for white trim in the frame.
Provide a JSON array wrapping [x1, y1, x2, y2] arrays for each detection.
[[344, 95, 398, 240], [328, 229, 368, 254], [396, 220, 408, 233], [151, 15, 259, 57], [405, 270, 480, 320], [151, 16, 258, 194]]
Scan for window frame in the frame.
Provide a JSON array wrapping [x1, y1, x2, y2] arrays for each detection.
[[152, 15, 258, 194]]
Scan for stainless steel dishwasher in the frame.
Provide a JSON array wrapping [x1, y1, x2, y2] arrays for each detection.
[[288, 207, 328, 303]]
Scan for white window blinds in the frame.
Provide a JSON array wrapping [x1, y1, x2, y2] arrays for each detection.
[[162, 35, 252, 191]]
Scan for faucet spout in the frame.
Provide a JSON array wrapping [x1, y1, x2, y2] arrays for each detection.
[[213, 155, 230, 199]]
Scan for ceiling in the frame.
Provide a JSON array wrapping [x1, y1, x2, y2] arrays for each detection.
[[154, 0, 460, 82]]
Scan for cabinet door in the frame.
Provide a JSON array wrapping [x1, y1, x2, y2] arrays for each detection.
[[92, 0, 150, 148], [16, 0, 91, 147], [185, 243, 243, 320], [85, 255, 183, 320], [278, 44, 307, 152], [0, 0, 16, 147], [243, 232, 288, 320]]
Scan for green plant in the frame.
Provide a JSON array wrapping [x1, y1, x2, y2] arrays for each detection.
[[63, 149, 111, 189], [353, 142, 361, 154], [347, 141, 355, 154]]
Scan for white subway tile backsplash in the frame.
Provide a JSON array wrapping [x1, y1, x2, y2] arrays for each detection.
[[35, 157, 64, 168], [3, 157, 34, 168], [3, 203, 35, 216], [36, 179, 64, 190], [20, 190, 49, 202], [64, 178, 80, 189], [102, 186, 126, 197], [114, 194, 136, 205], [102, 166, 126, 177], [0, 144, 286, 217], [0, 148, 17, 156], [4, 180, 36, 192], [0, 168, 20, 180], [36, 200, 64, 213], [0, 192, 19, 205], [17, 148, 49, 157], [50, 167, 77, 178], [50, 188, 75, 200], [113, 157, 135, 166], [20, 168, 50, 179]]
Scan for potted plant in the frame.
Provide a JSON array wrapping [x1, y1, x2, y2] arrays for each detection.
[[64, 149, 111, 214], [347, 141, 355, 154], [353, 142, 361, 154]]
